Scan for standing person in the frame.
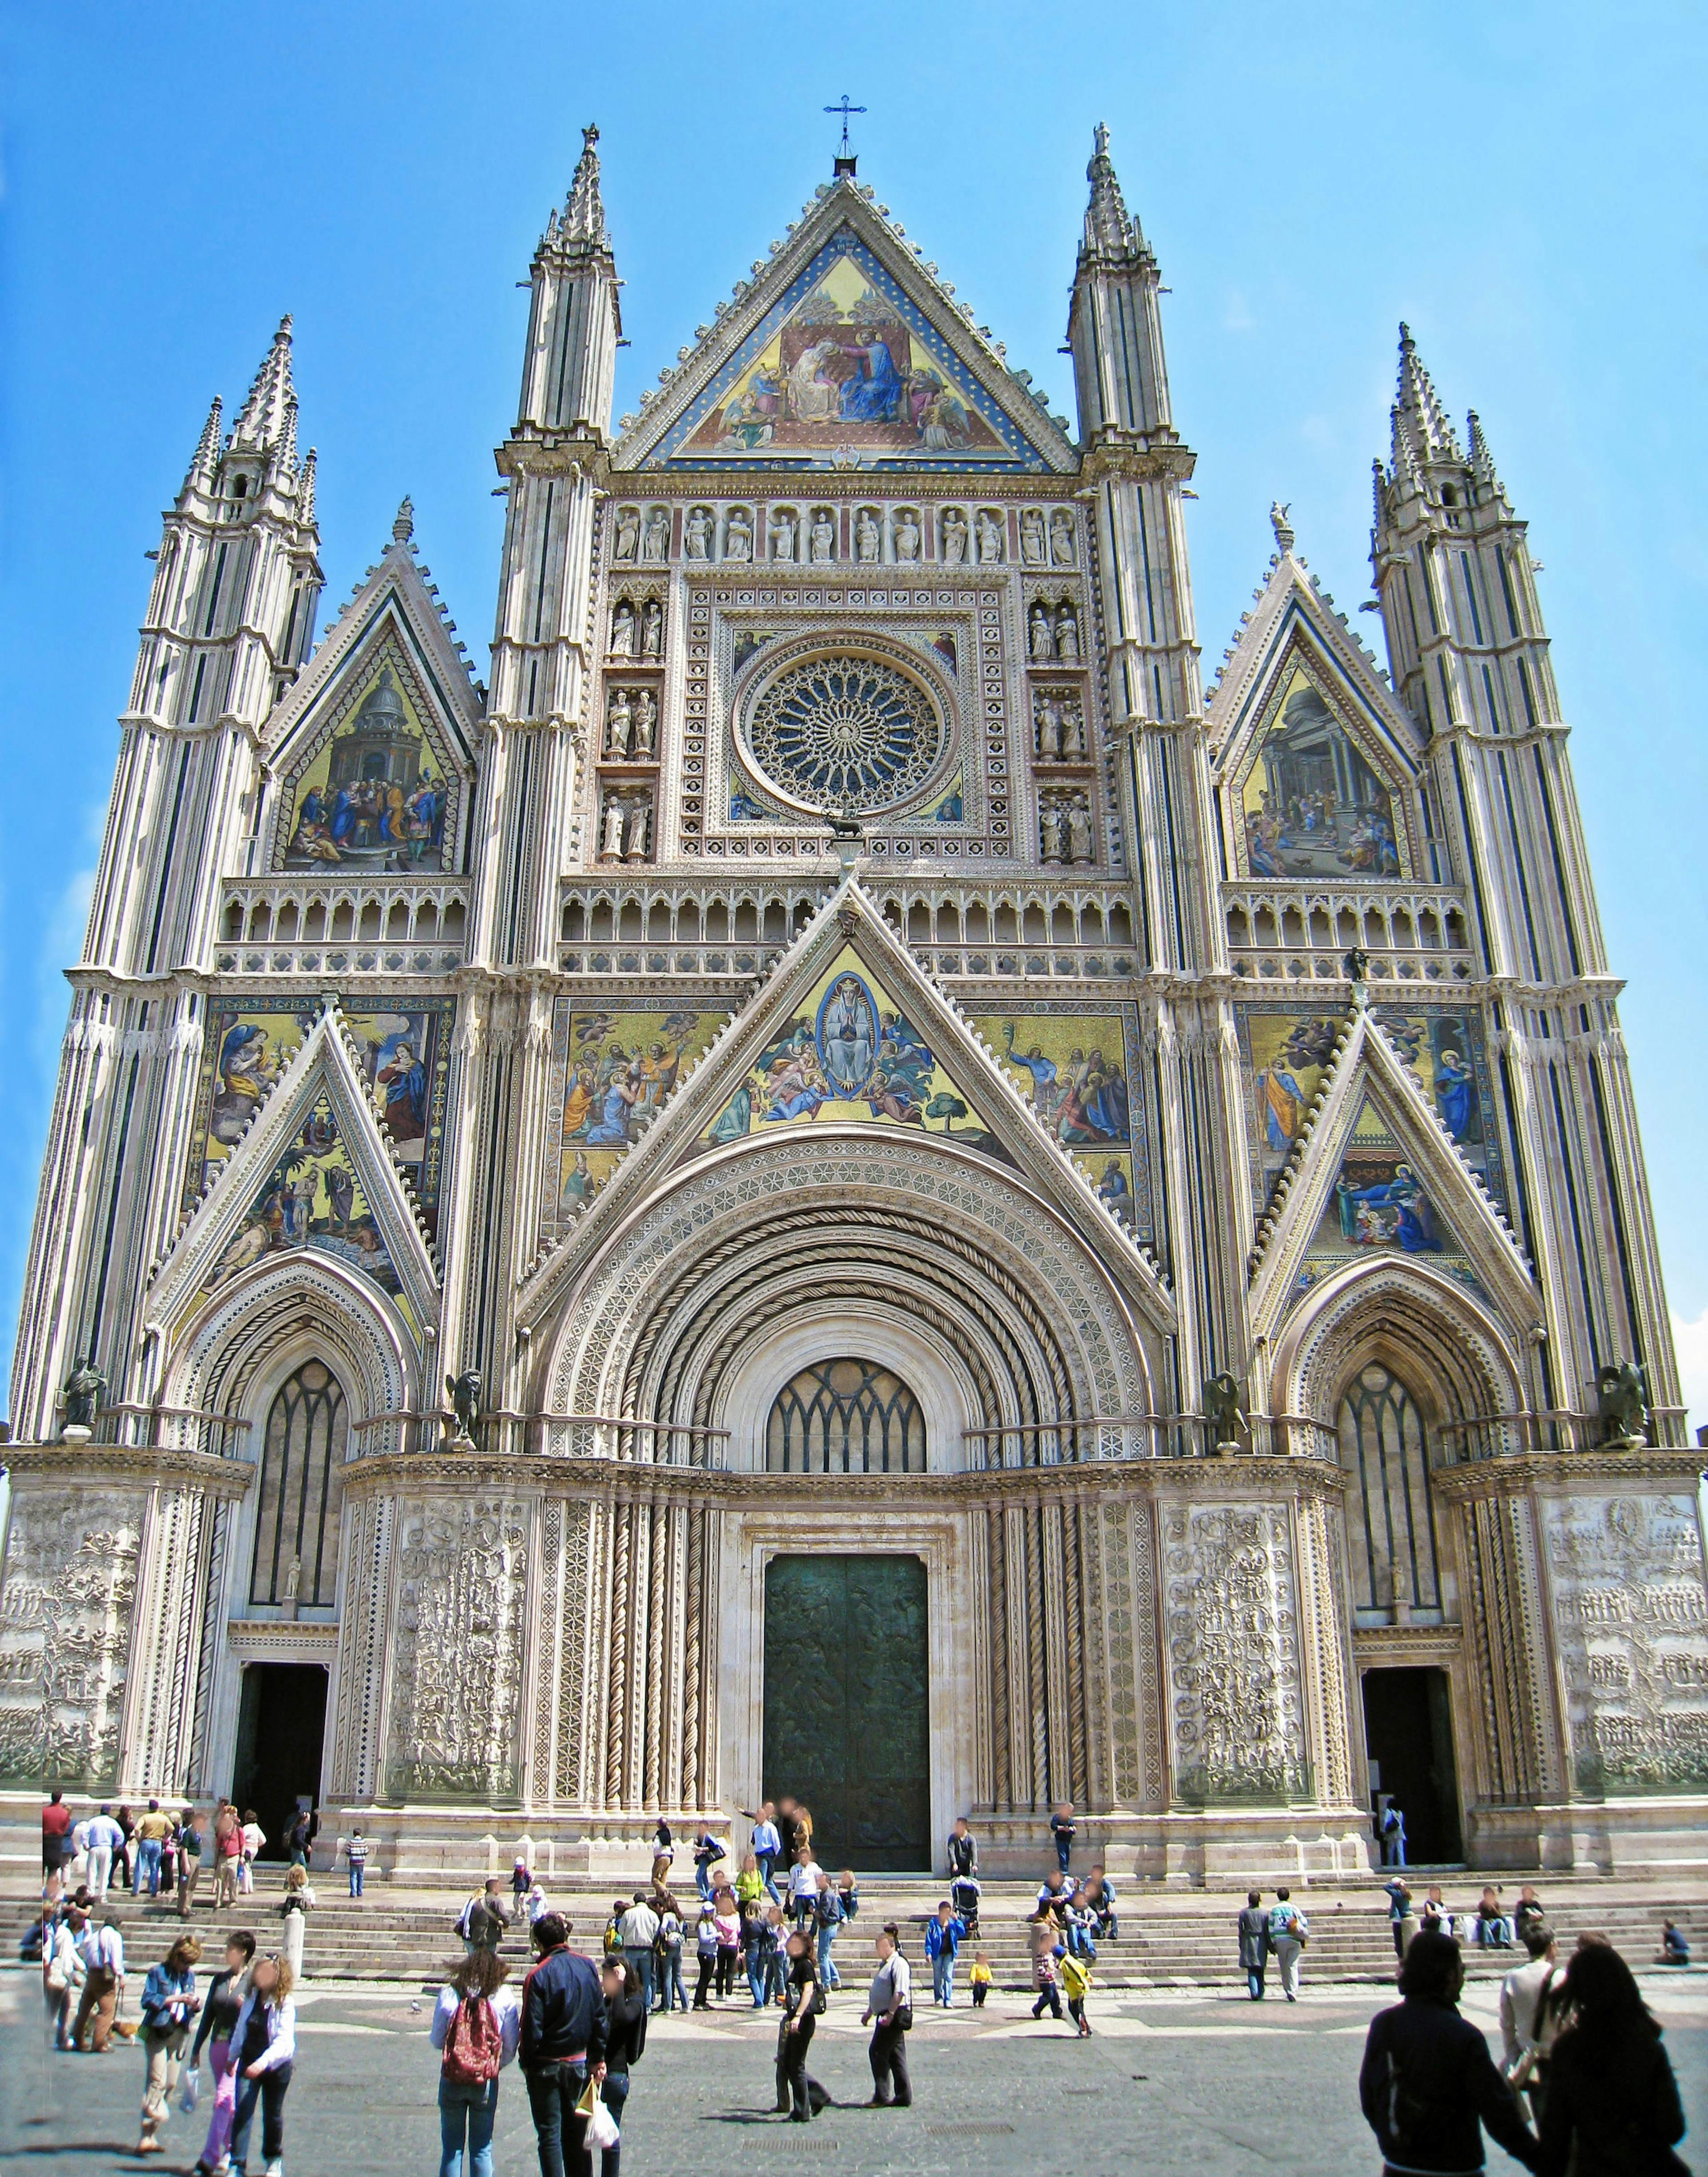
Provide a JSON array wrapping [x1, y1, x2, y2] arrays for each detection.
[[742, 1802, 782, 1902], [279, 1866, 315, 1981], [948, 1818, 981, 1932], [1535, 1942, 1686, 2177], [1385, 1875, 1418, 1961], [135, 1800, 172, 1898], [862, 1926, 913, 2109], [692, 1823, 729, 1903], [213, 1808, 243, 1908], [969, 1951, 992, 2008], [597, 1956, 647, 2176], [238, 1810, 265, 1896], [431, 1946, 521, 2177], [285, 1808, 313, 1871], [1049, 1802, 1076, 1875], [778, 1929, 822, 2124], [713, 1895, 741, 2000], [743, 1899, 777, 2010], [81, 1804, 123, 1904], [1499, 1924, 1558, 2123], [1063, 1947, 1093, 2038], [616, 1892, 658, 2015], [136, 1933, 202, 2155], [189, 1928, 256, 2177], [1359, 1930, 1538, 2175], [654, 1898, 686, 2015], [1238, 1890, 1270, 2000], [459, 1879, 511, 1955], [520, 1912, 608, 2177], [342, 1826, 370, 1898], [72, 1906, 127, 2051], [788, 1844, 822, 1930], [226, 1955, 296, 2177], [42, 1787, 73, 1880], [734, 1853, 765, 1914], [116, 1803, 137, 1891], [813, 1869, 846, 1990], [512, 1858, 533, 1907], [44, 1901, 87, 2049], [924, 1900, 966, 2008], [692, 1907, 717, 2010], [177, 1810, 207, 1918], [1030, 1920, 1064, 2022], [773, 1797, 800, 1872], [1268, 1887, 1308, 2003], [1378, 1797, 1408, 1868]]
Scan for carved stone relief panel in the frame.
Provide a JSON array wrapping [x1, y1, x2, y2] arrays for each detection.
[[385, 1495, 531, 1801], [0, 1486, 145, 1789], [1100, 1502, 1142, 1807], [1162, 1501, 1307, 1803], [1542, 1491, 1708, 1794]]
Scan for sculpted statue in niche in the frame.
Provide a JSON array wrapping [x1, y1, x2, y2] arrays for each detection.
[[643, 507, 671, 563], [809, 508, 836, 564], [634, 688, 658, 758], [1597, 1359, 1650, 1448], [976, 508, 1005, 564], [771, 507, 798, 564], [1029, 601, 1055, 662], [624, 793, 652, 863], [1050, 510, 1077, 566], [1060, 691, 1084, 757], [1066, 794, 1094, 864], [446, 1368, 483, 1445], [1039, 797, 1066, 864], [1020, 508, 1047, 566], [600, 794, 627, 861], [684, 507, 713, 561], [1056, 603, 1081, 661], [941, 508, 968, 566], [854, 508, 881, 563], [613, 505, 641, 563], [606, 686, 633, 758], [59, 1355, 107, 1438], [641, 598, 663, 657], [725, 508, 753, 563], [1035, 689, 1062, 762], [893, 508, 922, 563], [610, 598, 636, 657]]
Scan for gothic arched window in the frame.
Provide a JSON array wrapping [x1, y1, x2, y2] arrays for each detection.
[[1338, 1363, 1440, 1616], [765, 1358, 926, 1474], [249, 1359, 349, 1609]]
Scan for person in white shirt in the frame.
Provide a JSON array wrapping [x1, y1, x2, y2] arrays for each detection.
[[1498, 1921, 1559, 2119], [238, 1812, 265, 1895], [742, 1802, 783, 1900], [84, 1806, 125, 1903], [431, 1951, 522, 2177], [617, 1891, 661, 2012], [43, 1906, 87, 2048], [861, 1925, 913, 2108], [788, 1850, 822, 1931], [73, 1915, 127, 2051], [227, 1956, 297, 2176]]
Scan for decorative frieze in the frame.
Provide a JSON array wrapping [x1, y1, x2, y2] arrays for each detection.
[[0, 1488, 145, 1789]]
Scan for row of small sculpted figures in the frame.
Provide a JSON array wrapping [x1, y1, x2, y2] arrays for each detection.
[[604, 684, 659, 759], [611, 501, 1079, 570]]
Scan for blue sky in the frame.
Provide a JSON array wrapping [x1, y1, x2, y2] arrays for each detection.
[[2, 2, 1704, 1419]]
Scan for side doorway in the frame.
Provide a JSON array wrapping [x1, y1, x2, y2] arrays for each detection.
[[232, 1662, 328, 1862], [1362, 1665, 1462, 1864]]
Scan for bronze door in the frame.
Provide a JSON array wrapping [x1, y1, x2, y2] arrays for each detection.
[[762, 1553, 930, 1872]]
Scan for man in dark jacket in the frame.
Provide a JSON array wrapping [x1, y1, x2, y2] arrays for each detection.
[[1237, 1889, 1270, 2001], [521, 1915, 609, 2177], [1359, 1930, 1539, 2174]]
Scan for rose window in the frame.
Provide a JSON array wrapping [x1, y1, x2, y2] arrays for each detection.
[[744, 654, 940, 813]]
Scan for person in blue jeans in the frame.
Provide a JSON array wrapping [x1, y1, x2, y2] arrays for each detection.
[[226, 1956, 297, 2177], [520, 1914, 609, 2177], [692, 1826, 728, 1903], [598, 1956, 647, 2177], [924, 1900, 967, 2006], [430, 1947, 520, 2177], [813, 1871, 845, 1989], [1049, 1802, 1076, 1875], [743, 1903, 777, 2008], [343, 1828, 369, 1897], [741, 1802, 783, 1902]]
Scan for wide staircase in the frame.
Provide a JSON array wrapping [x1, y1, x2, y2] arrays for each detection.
[[7, 1874, 1704, 1991]]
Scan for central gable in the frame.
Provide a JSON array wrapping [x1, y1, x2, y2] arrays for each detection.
[[646, 230, 1047, 472]]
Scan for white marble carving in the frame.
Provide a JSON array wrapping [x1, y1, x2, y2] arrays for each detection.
[[0, 1488, 144, 1788], [1162, 1503, 1306, 1802]]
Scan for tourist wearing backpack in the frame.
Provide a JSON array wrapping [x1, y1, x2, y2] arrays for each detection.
[[431, 1947, 521, 2177], [1359, 1929, 1539, 2175]]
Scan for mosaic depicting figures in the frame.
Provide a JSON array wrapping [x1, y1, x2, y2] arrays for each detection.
[[699, 950, 999, 1154], [281, 655, 452, 872], [973, 1011, 1139, 1228], [553, 1006, 724, 1212], [1238, 664, 1404, 880], [184, 999, 454, 1235], [1292, 1095, 1486, 1308], [200, 1093, 407, 1309], [671, 243, 1023, 463]]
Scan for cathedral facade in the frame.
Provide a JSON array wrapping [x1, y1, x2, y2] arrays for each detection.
[[3, 128, 1703, 1880]]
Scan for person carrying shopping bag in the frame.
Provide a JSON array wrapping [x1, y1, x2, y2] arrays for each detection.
[[137, 1934, 202, 2155]]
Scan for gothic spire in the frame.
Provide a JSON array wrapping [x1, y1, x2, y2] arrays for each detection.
[[1083, 120, 1142, 258], [562, 122, 606, 243], [1467, 408, 1503, 494], [184, 394, 223, 491], [230, 315, 297, 457], [1391, 322, 1462, 470], [297, 446, 317, 527]]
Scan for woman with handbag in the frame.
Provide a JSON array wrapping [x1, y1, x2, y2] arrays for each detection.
[[596, 1956, 647, 2174], [226, 1955, 296, 2177], [431, 1946, 520, 2177], [777, 1929, 824, 2122], [137, 1934, 202, 2156], [861, 1925, 913, 2109], [42, 1901, 86, 2049]]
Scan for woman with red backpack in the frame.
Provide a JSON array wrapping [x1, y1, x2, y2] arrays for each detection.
[[431, 1948, 521, 2177]]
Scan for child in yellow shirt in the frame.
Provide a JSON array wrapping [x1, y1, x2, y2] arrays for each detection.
[[969, 1951, 993, 2008], [1062, 1949, 1092, 2037]]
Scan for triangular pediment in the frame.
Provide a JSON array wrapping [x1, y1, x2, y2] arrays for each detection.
[[1247, 1003, 1532, 1337], [614, 184, 1076, 474], [520, 878, 1172, 1329], [262, 536, 482, 875], [1209, 549, 1427, 886], [147, 1005, 439, 1348]]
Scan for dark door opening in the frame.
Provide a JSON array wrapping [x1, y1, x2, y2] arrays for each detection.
[[232, 1663, 327, 1862], [1362, 1665, 1462, 1863], [763, 1553, 929, 1872]]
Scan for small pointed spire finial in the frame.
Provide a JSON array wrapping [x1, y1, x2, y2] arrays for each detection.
[[392, 496, 415, 547], [1269, 500, 1295, 553], [231, 315, 298, 456], [185, 394, 223, 489], [1083, 121, 1137, 256], [298, 447, 318, 527], [1391, 320, 1463, 468], [1467, 409, 1502, 492], [563, 122, 606, 242]]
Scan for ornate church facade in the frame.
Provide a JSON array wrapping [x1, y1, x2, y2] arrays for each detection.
[[3, 127, 1703, 1879]]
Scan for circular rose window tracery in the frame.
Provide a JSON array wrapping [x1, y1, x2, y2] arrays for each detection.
[[744, 653, 941, 814]]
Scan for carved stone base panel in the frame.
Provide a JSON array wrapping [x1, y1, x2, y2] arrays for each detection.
[[123, 1483, 210, 1798], [1293, 1493, 1356, 1810], [331, 1492, 393, 1802], [1455, 1492, 1551, 1806]]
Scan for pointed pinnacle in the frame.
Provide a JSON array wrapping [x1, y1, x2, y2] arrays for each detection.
[[298, 447, 318, 528], [392, 495, 415, 547], [231, 314, 296, 454], [1467, 409, 1501, 491], [1083, 120, 1137, 257], [1392, 322, 1462, 468], [563, 120, 606, 242], [185, 394, 223, 489]]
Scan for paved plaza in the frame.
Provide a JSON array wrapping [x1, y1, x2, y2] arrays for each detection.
[[1, 1965, 1704, 2177]]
